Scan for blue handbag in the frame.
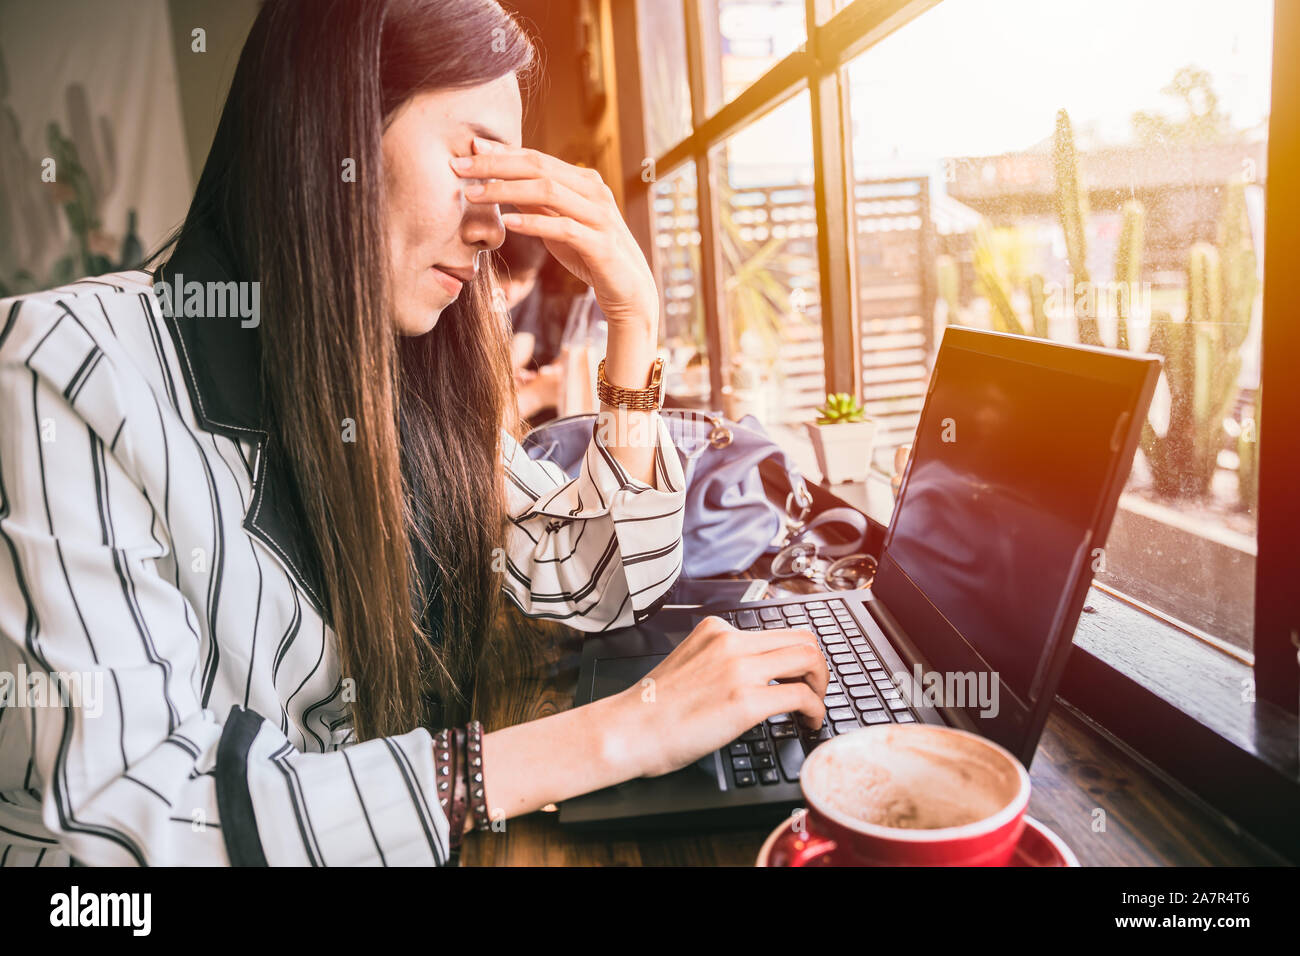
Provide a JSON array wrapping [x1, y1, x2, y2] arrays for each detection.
[[521, 409, 821, 578]]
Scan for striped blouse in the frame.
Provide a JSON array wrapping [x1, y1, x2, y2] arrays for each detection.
[[0, 262, 686, 866]]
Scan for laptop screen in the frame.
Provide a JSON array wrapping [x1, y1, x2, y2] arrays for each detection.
[[877, 328, 1156, 744]]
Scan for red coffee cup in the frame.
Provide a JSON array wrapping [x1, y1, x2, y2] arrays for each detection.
[[778, 724, 1030, 867]]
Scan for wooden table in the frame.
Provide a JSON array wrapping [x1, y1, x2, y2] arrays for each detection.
[[461, 610, 1285, 867]]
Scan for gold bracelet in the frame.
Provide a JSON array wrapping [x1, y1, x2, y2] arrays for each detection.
[[596, 356, 665, 411]]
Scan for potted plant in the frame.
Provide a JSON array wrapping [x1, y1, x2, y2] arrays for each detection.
[[805, 393, 877, 484]]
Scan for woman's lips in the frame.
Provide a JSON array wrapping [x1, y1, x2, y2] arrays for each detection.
[[430, 265, 464, 296]]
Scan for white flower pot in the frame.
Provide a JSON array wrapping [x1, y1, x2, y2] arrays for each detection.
[[804, 419, 877, 484]]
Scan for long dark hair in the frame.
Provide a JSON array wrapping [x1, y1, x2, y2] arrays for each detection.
[[153, 0, 538, 741]]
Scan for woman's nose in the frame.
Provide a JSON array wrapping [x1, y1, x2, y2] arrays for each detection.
[[462, 197, 507, 252]]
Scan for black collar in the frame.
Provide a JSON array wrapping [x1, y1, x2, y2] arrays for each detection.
[[155, 227, 329, 615]]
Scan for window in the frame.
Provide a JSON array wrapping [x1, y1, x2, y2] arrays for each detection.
[[628, 0, 1280, 669], [843, 0, 1272, 654], [845, 174, 932, 470], [636, 0, 693, 159], [713, 91, 823, 424], [650, 163, 711, 404], [817, 0, 853, 25], [698, 0, 807, 115]]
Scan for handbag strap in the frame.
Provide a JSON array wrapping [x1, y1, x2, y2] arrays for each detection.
[[674, 411, 738, 463]]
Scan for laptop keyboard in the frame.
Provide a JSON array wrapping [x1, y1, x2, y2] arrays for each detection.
[[720, 598, 917, 788]]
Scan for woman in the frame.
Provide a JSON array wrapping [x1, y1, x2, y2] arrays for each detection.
[[496, 207, 550, 371], [0, 0, 825, 866], [497, 216, 572, 423]]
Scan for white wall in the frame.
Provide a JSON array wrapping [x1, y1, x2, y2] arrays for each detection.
[[0, 0, 192, 286]]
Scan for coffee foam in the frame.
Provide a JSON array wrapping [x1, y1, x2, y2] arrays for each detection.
[[805, 726, 1022, 831]]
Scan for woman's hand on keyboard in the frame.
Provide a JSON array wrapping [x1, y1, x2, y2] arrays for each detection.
[[615, 615, 828, 778]]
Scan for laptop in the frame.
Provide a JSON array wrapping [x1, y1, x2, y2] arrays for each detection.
[[559, 327, 1160, 830]]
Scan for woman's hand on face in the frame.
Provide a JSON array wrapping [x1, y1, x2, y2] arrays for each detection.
[[451, 138, 659, 334], [611, 616, 829, 779]]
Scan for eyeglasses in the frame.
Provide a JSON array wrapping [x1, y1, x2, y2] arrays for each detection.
[[770, 541, 878, 590]]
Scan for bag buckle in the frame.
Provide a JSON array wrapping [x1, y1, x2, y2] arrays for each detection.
[[784, 482, 812, 529]]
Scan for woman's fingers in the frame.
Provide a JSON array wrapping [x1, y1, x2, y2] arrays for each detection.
[[668, 625, 815, 671], [686, 616, 813, 647], [753, 642, 829, 700], [671, 621, 820, 670], [463, 175, 606, 229], [453, 137, 608, 230], [498, 211, 601, 251], [759, 681, 826, 731], [723, 626, 820, 655], [453, 139, 604, 204]]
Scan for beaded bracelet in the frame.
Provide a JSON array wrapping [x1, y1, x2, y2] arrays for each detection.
[[450, 726, 469, 839], [466, 720, 491, 831], [433, 727, 468, 853]]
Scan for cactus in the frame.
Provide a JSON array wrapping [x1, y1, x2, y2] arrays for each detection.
[[1027, 273, 1049, 338], [1217, 178, 1257, 345], [1217, 176, 1261, 512], [952, 115, 1259, 508], [972, 222, 1026, 336], [1238, 385, 1260, 514], [999, 118, 1144, 350], [119, 209, 144, 270], [1053, 109, 1098, 345], [3, 74, 122, 291], [1114, 200, 1144, 351], [962, 111, 1109, 346], [815, 392, 868, 425], [1140, 228, 1251, 498], [0, 49, 62, 293], [64, 82, 117, 211], [47, 122, 101, 273]]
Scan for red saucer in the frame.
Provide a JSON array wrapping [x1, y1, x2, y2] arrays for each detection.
[[756, 814, 1079, 867]]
